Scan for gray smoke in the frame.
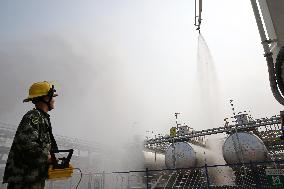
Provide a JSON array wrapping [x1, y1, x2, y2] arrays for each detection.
[[0, 35, 146, 172]]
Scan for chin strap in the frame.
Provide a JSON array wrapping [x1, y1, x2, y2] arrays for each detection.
[[43, 85, 56, 111]]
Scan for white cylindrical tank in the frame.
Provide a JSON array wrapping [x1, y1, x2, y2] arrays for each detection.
[[165, 142, 197, 169], [164, 141, 235, 185], [222, 132, 269, 164]]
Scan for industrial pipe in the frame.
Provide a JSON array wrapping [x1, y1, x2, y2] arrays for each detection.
[[250, 0, 284, 106], [275, 47, 284, 97]]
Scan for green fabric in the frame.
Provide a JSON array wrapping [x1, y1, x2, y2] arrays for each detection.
[[3, 109, 53, 183], [7, 181, 45, 189]]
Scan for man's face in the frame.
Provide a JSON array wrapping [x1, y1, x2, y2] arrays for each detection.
[[43, 96, 55, 110], [49, 97, 55, 110]]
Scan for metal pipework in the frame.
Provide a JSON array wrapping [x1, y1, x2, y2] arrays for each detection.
[[275, 47, 284, 99], [145, 116, 281, 147], [250, 0, 284, 105], [194, 0, 202, 32]]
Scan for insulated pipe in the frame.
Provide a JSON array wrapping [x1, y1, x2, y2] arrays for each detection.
[[266, 53, 284, 106], [250, 0, 284, 105], [275, 47, 284, 97]]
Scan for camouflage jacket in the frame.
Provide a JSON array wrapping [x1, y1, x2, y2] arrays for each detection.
[[3, 109, 57, 183]]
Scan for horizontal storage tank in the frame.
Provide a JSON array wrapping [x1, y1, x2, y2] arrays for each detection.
[[165, 141, 220, 169], [222, 132, 269, 164], [165, 142, 197, 169], [164, 141, 235, 185]]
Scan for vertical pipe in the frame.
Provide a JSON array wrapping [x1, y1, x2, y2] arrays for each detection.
[[194, 0, 197, 26], [127, 173, 130, 189], [199, 0, 202, 24], [102, 171, 105, 189], [88, 173, 92, 189], [146, 168, 149, 189], [204, 164, 210, 189]]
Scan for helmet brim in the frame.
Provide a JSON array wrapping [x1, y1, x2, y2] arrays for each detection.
[[23, 98, 31, 103], [23, 94, 58, 103]]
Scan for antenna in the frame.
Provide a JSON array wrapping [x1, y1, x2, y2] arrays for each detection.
[[174, 113, 181, 128], [229, 99, 236, 116]]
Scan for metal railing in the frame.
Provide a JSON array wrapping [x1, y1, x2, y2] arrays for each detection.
[[145, 116, 281, 147], [1, 161, 284, 189]]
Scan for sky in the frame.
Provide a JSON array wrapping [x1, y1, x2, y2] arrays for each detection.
[[0, 0, 282, 145]]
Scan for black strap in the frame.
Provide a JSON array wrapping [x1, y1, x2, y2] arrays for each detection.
[[36, 108, 58, 151], [47, 121, 58, 151], [46, 85, 55, 111]]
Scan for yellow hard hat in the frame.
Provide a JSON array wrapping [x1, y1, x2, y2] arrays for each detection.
[[23, 81, 58, 102]]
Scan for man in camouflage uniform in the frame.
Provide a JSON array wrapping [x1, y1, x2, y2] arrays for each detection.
[[3, 81, 58, 189]]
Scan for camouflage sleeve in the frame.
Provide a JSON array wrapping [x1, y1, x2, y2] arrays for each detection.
[[13, 112, 48, 164]]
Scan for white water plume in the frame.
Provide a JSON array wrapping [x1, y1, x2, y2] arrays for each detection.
[[196, 34, 235, 185], [205, 137, 235, 186], [197, 33, 223, 129]]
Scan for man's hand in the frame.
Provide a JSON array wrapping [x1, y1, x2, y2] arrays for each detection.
[[47, 154, 53, 164]]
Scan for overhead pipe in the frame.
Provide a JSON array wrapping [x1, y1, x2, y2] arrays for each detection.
[[194, 0, 202, 32], [275, 47, 284, 98], [250, 0, 284, 106]]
